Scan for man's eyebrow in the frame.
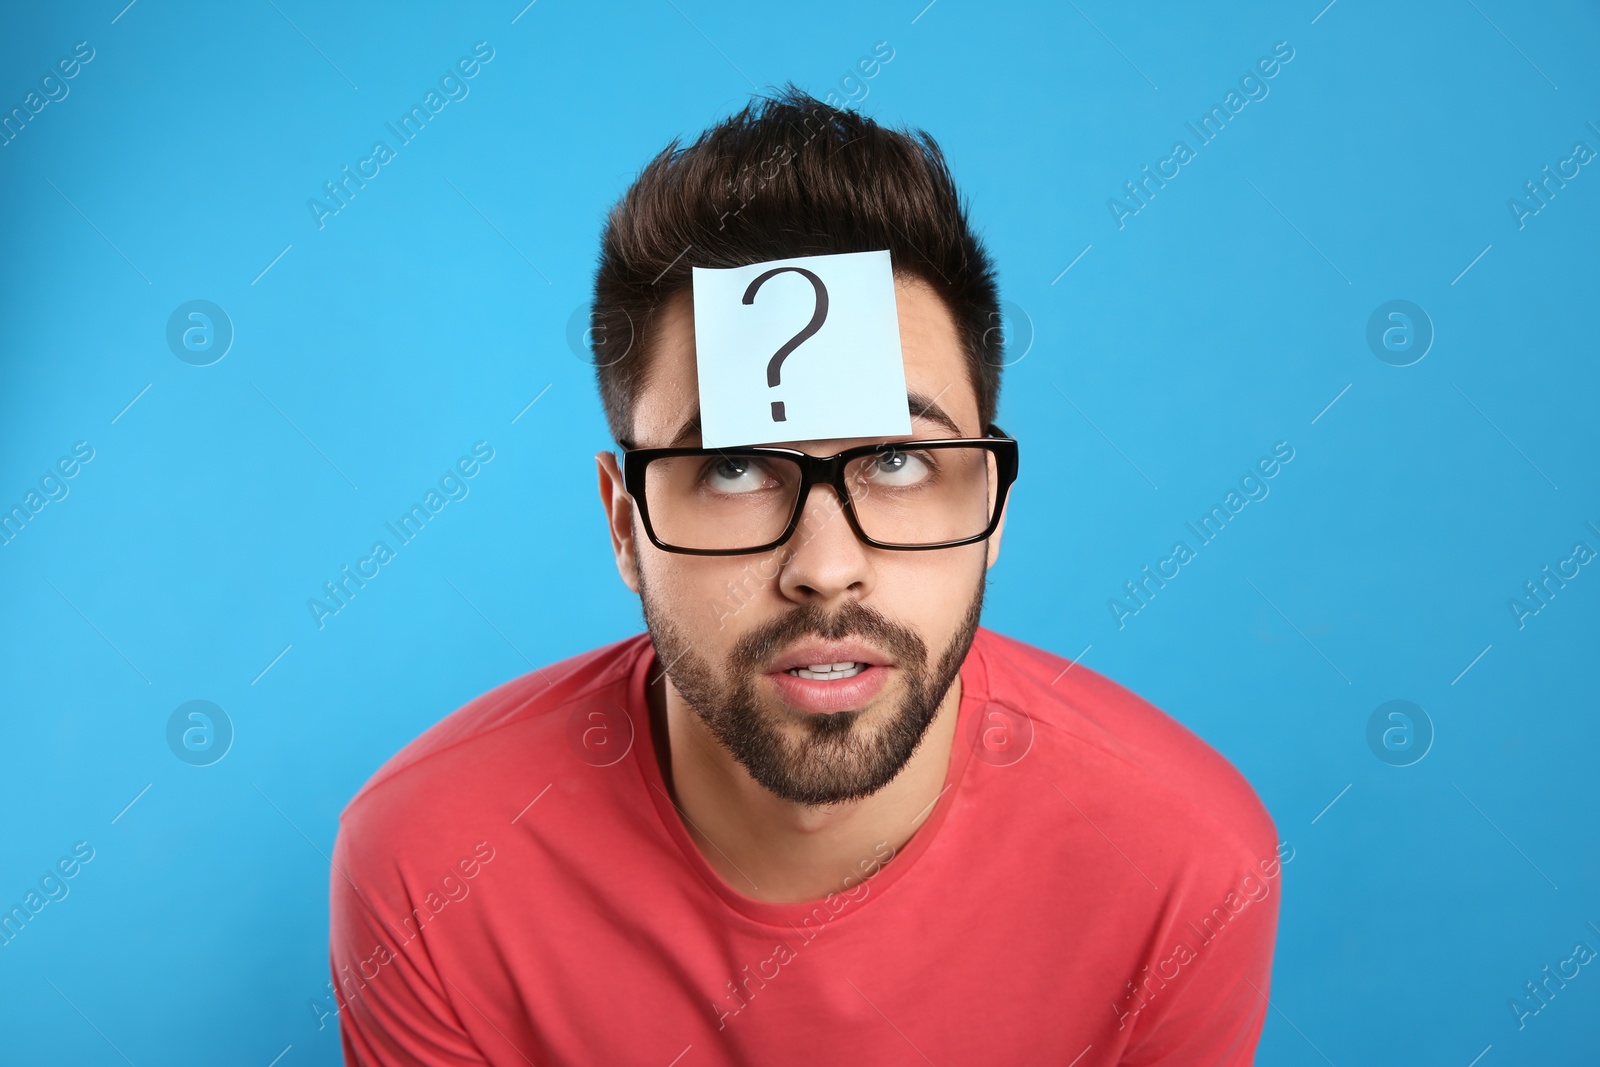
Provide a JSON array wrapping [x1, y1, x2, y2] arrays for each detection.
[[906, 391, 964, 437], [669, 412, 703, 446], [666, 393, 966, 447]]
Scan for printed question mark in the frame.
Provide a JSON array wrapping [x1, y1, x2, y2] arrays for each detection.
[[741, 266, 829, 423]]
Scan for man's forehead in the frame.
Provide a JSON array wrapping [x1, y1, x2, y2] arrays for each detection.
[[656, 391, 965, 450], [631, 278, 980, 448]]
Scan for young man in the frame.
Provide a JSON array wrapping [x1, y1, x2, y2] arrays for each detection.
[[330, 90, 1282, 1065]]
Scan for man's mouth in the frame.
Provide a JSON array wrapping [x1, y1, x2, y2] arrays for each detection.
[[766, 642, 893, 713], [785, 662, 869, 681]]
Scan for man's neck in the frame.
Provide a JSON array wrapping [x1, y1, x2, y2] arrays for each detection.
[[648, 671, 964, 904]]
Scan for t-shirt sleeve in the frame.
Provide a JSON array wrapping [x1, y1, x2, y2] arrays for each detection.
[[328, 811, 490, 1065], [1116, 847, 1283, 1065]]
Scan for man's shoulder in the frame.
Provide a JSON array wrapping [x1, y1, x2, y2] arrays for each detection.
[[972, 628, 1277, 861], [336, 633, 652, 854]]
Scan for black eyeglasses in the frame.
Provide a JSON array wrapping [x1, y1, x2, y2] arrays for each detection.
[[619, 426, 1018, 555]]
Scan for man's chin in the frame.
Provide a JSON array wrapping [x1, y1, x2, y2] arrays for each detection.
[[720, 673, 941, 805]]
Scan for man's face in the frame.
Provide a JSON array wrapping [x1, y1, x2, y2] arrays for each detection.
[[599, 277, 1005, 807]]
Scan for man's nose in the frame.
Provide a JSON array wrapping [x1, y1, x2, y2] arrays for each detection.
[[774, 481, 876, 605]]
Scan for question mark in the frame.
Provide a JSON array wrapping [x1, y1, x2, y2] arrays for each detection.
[[741, 266, 829, 423]]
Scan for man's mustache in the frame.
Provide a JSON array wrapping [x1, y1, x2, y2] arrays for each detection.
[[731, 601, 927, 673]]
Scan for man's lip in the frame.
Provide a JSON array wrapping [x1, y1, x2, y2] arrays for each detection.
[[768, 641, 892, 673], [768, 666, 889, 714]]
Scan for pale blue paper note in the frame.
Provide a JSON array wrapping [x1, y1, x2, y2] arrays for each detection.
[[691, 249, 911, 448]]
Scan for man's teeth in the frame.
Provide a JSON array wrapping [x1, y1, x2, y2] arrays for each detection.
[[787, 662, 868, 681]]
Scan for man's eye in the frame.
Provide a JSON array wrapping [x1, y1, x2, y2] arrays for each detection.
[[703, 457, 770, 494], [865, 450, 934, 487]]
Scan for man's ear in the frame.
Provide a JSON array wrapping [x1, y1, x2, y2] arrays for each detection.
[[596, 451, 641, 593]]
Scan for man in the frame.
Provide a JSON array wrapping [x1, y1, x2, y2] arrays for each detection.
[[330, 89, 1282, 1065]]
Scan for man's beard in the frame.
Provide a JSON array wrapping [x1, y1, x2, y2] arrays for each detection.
[[640, 572, 985, 807]]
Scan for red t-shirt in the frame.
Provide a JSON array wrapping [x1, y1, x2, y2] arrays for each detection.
[[330, 627, 1282, 1065]]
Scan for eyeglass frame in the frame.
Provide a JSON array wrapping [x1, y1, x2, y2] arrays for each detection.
[[618, 425, 1019, 556]]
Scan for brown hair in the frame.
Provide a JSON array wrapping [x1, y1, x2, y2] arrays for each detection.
[[589, 86, 1003, 443]]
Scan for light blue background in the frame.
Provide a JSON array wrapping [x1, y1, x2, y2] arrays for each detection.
[[2, 1, 1597, 1064]]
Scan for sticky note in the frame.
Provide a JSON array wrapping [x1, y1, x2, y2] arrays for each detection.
[[691, 249, 911, 448]]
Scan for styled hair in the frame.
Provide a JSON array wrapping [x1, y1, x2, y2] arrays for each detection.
[[589, 86, 1003, 443]]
